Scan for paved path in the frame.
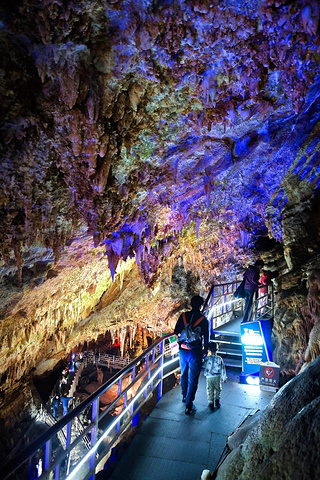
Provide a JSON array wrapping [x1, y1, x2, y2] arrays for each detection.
[[100, 368, 275, 480]]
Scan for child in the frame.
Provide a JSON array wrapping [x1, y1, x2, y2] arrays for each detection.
[[203, 342, 227, 410]]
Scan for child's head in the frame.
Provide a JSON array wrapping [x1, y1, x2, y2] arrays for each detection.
[[208, 342, 218, 354]]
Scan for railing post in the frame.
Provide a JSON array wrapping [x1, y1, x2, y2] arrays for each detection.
[[144, 354, 149, 400], [116, 376, 123, 432], [208, 285, 215, 336], [89, 398, 99, 480], [150, 348, 156, 391], [119, 391, 127, 433], [157, 340, 164, 401], [44, 439, 51, 473], [131, 365, 140, 427], [65, 421, 72, 476]]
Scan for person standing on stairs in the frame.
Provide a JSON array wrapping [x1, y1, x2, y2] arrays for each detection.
[[61, 395, 73, 416], [242, 259, 264, 322], [174, 295, 209, 415], [51, 394, 61, 419]]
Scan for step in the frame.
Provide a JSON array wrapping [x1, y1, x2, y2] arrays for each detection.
[[224, 358, 242, 369], [218, 347, 242, 357], [213, 338, 242, 346], [212, 330, 241, 337]]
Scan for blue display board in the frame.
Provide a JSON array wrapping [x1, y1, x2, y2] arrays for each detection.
[[240, 320, 273, 380]]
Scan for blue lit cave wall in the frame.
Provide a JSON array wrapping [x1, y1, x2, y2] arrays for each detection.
[[0, 0, 320, 453]]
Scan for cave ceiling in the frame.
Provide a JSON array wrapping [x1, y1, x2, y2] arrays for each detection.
[[1, 0, 320, 398]]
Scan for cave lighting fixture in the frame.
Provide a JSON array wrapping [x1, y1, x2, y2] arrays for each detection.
[[245, 375, 260, 386]]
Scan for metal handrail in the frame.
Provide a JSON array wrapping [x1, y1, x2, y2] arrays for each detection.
[[202, 281, 243, 332], [1, 334, 180, 480], [203, 281, 274, 332], [2, 281, 274, 480]]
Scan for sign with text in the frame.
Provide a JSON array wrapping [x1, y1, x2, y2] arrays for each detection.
[[259, 362, 280, 390], [240, 320, 272, 377]]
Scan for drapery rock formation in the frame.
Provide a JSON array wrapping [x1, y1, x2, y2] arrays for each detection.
[[215, 355, 320, 480], [1, 0, 320, 475]]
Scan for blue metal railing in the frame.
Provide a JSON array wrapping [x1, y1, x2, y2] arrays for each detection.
[[2, 335, 180, 480], [203, 281, 274, 332], [2, 281, 274, 480], [202, 281, 243, 333]]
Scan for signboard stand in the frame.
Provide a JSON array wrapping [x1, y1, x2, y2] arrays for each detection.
[[259, 361, 280, 391], [240, 319, 273, 384]]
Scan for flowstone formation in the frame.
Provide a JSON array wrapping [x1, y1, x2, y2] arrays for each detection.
[[0, 0, 320, 466], [214, 355, 320, 480]]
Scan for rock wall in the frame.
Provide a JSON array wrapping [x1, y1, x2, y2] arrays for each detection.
[[215, 356, 320, 480]]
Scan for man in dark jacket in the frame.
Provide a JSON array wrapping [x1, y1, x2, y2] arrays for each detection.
[[242, 259, 264, 322], [174, 295, 209, 414]]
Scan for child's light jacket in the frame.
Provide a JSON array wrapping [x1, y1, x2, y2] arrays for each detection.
[[203, 354, 227, 381]]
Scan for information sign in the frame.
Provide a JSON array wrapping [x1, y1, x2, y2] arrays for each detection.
[[259, 362, 280, 391], [240, 319, 272, 379]]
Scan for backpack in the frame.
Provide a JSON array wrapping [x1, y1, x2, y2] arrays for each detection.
[[178, 313, 204, 347]]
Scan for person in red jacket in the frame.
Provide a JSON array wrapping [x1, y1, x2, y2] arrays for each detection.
[[259, 269, 279, 313], [260, 269, 273, 295]]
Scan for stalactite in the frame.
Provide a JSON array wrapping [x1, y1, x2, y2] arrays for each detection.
[[130, 325, 136, 349], [142, 328, 148, 350], [119, 269, 124, 290], [183, 255, 188, 272], [105, 246, 120, 282], [119, 327, 127, 357]]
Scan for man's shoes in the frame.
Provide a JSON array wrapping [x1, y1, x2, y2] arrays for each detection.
[[215, 399, 221, 408], [208, 403, 215, 411], [185, 404, 197, 415], [182, 396, 186, 403]]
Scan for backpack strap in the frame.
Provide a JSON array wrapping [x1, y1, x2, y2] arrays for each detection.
[[193, 315, 205, 328], [182, 312, 187, 326], [182, 312, 204, 328]]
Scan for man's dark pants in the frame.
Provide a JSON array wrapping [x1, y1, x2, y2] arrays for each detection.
[[179, 347, 203, 409], [243, 289, 254, 322]]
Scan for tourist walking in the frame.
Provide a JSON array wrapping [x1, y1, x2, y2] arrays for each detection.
[[203, 342, 227, 410], [174, 295, 209, 415]]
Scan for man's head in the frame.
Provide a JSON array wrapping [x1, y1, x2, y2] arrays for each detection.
[[254, 259, 264, 269], [190, 295, 204, 309]]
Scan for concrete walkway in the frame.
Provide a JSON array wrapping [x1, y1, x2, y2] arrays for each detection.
[[102, 368, 275, 480]]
